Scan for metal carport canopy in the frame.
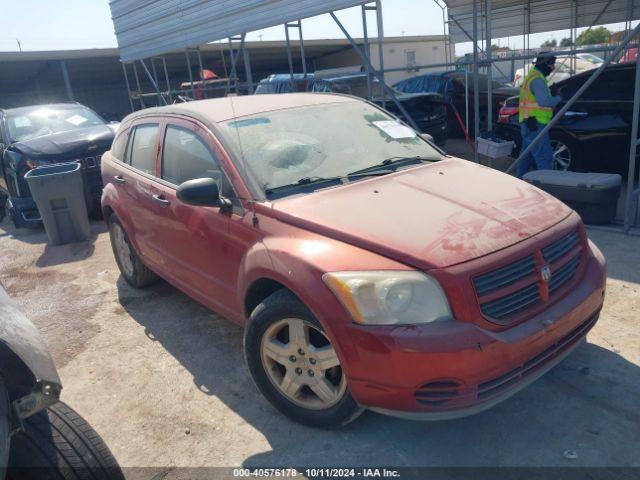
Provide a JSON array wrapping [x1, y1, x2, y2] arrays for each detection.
[[443, 0, 640, 43], [110, 0, 369, 61]]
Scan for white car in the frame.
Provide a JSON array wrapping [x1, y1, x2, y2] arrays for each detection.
[[513, 53, 604, 87]]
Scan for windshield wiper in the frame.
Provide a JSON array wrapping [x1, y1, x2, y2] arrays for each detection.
[[348, 156, 433, 176], [265, 171, 394, 196], [265, 176, 343, 195]]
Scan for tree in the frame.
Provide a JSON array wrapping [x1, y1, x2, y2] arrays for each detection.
[[576, 27, 612, 46], [541, 39, 557, 48], [560, 37, 573, 47]]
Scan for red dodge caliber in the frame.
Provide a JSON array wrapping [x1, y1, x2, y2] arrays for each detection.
[[101, 94, 606, 427]]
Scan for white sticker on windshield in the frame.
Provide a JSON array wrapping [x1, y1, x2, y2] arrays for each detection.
[[372, 120, 416, 139], [66, 114, 88, 126], [13, 116, 32, 128]]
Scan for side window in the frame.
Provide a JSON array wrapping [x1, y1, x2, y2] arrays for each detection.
[[162, 125, 229, 194], [126, 124, 159, 175], [110, 128, 129, 160]]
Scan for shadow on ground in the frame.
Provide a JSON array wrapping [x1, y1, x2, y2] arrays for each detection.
[[117, 276, 639, 468], [0, 217, 106, 267]]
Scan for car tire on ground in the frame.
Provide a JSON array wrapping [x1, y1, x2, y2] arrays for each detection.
[[108, 213, 158, 288], [244, 289, 363, 428], [549, 132, 582, 172], [7, 401, 125, 480]]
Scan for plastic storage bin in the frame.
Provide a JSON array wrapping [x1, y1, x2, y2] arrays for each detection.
[[24, 163, 91, 245], [476, 136, 515, 159], [523, 170, 621, 225]]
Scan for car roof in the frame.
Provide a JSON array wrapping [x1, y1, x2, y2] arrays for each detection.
[[126, 93, 358, 124]]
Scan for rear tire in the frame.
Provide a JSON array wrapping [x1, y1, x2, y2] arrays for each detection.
[[549, 132, 582, 172], [244, 289, 362, 428], [7, 401, 124, 480], [108, 213, 158, 288]]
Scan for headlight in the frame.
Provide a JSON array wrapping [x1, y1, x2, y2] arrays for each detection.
[[322, 271, 453, 325]]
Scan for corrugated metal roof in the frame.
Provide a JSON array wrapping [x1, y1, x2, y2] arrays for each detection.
[[444, 0, 640, 43], [110, 0, 369, 61]]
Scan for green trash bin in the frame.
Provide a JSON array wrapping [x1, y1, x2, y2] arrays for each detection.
[[24, 163, 91, 245]]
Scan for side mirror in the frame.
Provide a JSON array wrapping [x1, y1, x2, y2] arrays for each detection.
[[176, 178, 232, 209], [419, 133, 434, 143]]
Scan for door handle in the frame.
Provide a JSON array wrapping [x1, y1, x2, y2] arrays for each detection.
[[114, 175, 126, 184], [152, 194, 170, 207]]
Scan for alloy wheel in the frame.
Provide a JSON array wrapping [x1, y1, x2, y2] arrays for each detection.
[[260, 318, 346, 410], [112, 223, 134, 278], [551, 139, 572, 171]]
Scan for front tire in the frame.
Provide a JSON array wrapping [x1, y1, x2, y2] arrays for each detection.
[[108, 213, 158, 288], [7, 401, 125, 480], [244, 290, 362, 428]]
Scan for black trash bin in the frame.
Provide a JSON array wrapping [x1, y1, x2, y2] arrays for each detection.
[[24, 163, 91, 245]]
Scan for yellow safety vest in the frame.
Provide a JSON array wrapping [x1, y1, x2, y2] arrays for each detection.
[[519, 67, 553, 124]]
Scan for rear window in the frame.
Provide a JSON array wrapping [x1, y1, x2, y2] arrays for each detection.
[[126, 124, 158, 175]]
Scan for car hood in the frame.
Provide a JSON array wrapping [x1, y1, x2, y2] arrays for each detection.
[[9, 124, 118, 161], [271, 158, 572, 270]]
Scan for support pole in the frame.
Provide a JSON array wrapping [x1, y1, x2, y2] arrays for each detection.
[[140, 59, 167, 106], [465, 66, 469, 133], [132, 61, 145, 108], [243, 48, 254, 94], [162, 57, 172, 103], [624, 50, 640, 230], [196, 47, 206, 98], [298, 21, 307, 80], [121, 62, 135, 112], [472, 0, 480, 162], [150, 57, 161, 104], [330, 12, 420, 132], [486, 0, 493, 132], [226, 35, 245, 95], [507, 23, 640, 176], [361, 5, 373, 100], [375, 0, 386, 108], [185, 50, 196, 99], [60, 60, 73, 101], [284, 25, 295, 89]]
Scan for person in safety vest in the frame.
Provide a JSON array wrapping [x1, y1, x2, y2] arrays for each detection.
[[517, 52, 562, 178]]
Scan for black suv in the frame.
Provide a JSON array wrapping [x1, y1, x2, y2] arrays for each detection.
[[0, 103, 118, 227], [495, 63, 639, 174]]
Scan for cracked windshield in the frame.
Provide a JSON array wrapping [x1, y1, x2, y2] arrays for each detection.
[[221, 101, 442, 195]]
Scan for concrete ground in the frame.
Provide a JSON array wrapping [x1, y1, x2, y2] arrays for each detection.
[[0, 214, 639, 475]]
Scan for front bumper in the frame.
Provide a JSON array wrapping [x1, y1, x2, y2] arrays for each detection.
[[342, 242, 606, 418]]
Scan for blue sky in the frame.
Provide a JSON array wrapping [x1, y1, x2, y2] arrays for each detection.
[[0, 0, 632, 54]]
